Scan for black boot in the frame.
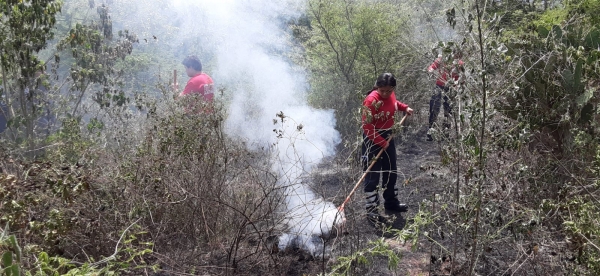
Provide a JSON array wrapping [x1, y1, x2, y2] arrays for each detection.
[[384, 202, 408, 213]]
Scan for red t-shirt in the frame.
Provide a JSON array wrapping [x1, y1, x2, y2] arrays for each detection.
[[428, 57, 464, 87], [179, 73, 214, 102], [362, 90, 409, 147]]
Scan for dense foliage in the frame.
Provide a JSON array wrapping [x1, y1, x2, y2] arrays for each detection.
[[0, 0, 62, 154], [291, 0, 424, 144]]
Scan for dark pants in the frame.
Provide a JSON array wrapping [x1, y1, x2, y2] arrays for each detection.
[[361, 130, 399, 211], [429, 85, 452, 129]]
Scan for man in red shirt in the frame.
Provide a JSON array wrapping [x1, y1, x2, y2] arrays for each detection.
[[175, 55, 214, 104], [426, 50, 464, 141]]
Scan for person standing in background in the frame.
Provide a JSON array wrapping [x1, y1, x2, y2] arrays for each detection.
[[174, 55, 214, 104], [426, 50, 464, 141]]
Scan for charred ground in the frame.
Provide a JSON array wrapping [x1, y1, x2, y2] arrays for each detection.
[[283, 110, 573, 276]]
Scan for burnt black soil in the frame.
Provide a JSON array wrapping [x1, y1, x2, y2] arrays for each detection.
[[300, 114, 453, 275], [288, 111, 570, 276]]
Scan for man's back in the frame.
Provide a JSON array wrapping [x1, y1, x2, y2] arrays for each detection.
[[180, 73, 214, 102]]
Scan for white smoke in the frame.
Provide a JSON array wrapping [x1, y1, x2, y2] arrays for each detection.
[[197, 1, 345, 255], [185, 0, 345, 255], [108, 0, 344, 255], [268, 110, 344, 256]]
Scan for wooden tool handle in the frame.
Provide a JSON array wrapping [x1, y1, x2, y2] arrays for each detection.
[[338, 114, 408, 212]]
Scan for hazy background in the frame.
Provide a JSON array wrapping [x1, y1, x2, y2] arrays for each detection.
[[82, 0, 344, 252]]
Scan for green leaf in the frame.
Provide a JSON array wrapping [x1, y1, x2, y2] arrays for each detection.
[[573, 58, 584, 92], [39, 251, 49, 264], [9, 264, 19, 276], [544, 54, 558, 73], [537, 26, 549, 38], [551, 25, 562, 39], [8, 235, 21, 262], [2, 251, 13, 267], [561, 68, 574, 92], [584, 29, 600, 48]]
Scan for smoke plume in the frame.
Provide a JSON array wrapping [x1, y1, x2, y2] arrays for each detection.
[[108, 0, 344, 255]]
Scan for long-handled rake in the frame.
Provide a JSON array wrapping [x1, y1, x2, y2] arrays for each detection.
[[337, 114, 408, 214]]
